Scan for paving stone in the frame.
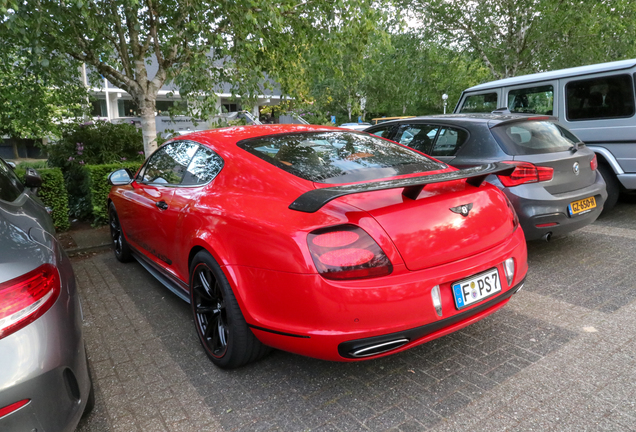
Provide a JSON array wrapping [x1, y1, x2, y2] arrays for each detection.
[[75, 201, 636, 432]]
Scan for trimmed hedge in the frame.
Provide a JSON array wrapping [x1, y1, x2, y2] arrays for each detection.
[[87, 162, 141, 225], [17, 167, 71, 231]]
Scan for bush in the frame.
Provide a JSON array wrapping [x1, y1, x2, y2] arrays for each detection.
[[86, 162, 142, 225], [47, 120, 145, 166], [16, 167, 70, 231], [45, 121, 146, 219]]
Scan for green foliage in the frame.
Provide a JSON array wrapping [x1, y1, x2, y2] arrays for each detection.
[[0, 31, 89, 139], [86, 162, 141, 225], [47, 121, 145, 167], [406, 0, 636, 80], [16, 160, 49, 170], [15, 167, 70, 231], [5, 0, 384, 156], [45, 121, 144, 219]]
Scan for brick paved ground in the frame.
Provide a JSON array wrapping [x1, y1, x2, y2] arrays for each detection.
[[77, 199, 636, 431]]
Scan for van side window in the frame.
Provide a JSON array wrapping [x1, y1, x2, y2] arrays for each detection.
[[566, 74, 635, 121], [508, 85, 554, 115], [460, 93, 498, 113]]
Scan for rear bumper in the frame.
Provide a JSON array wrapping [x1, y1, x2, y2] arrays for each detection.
[[0, 253, 91, 432], [506, 171, 607, 241], [224, 227, 527, 361]]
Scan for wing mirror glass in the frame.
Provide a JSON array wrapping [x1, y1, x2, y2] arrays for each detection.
[[24, 168, 43, 188], [108, 168, 134, 186], [6, 161, 16, 170]]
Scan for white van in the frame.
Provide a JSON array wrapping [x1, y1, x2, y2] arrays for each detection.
[[454, 59, 636, 211]]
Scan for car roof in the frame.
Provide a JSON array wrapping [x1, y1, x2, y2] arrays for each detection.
[[173, 124, 345, 146], [465, 58, 636, 92], [366, 113, 547, 126]]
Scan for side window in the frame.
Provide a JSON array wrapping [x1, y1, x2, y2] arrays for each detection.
[[0, 159, 24, 202], [181, 147, 224, 185], [367, 126, 394, 138], [394, 124, 439, 153], [141, 141, 198, 184], [460, 93, 498, 113], [430, 127, 469, 157], [566, 74, 635, 120], [507, 85, 553, 115]]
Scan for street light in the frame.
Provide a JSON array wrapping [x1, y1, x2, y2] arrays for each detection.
[[442, 93, 448, 114]]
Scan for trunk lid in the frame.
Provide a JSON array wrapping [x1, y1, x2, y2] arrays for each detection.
[[514, 148, 596, 194], [340, 181, 515, 271]]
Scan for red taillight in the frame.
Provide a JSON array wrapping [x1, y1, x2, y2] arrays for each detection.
[[498, 161, 554, 187], [0, 264, 60, 340], [308, 225, 392, 280], [590, 154, 598, 171], [0, 399, 30, 419]]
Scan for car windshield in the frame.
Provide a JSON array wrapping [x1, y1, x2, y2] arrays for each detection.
[[490, 121, 582, 155], [238, 131, 445, 184]]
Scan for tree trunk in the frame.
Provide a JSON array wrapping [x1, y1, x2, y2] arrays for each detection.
[[139, 97, 158, 157], [12, 141, 19, 159]]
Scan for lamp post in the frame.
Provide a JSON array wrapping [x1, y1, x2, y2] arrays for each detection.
[[442, 93, 448, 114]]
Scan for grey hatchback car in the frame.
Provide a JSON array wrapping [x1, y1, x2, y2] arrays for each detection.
[[0, 159, 93, 431], [365, 114, 607, 241]]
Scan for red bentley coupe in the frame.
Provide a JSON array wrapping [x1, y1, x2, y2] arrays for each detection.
[[108, 125, 528, 368]]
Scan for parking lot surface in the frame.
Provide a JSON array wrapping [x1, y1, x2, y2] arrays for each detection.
[[77, 199, 636, 432]]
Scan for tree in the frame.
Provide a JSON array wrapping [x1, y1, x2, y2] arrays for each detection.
[[406, 0, 636, 80], [4, 0, 381, 157], [0, 39, 88, 155], [361, 32, 490, 116]]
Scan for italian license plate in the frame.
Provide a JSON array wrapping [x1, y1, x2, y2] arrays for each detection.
[[568, 196, 596, 216], [452, 268, 501, 310]]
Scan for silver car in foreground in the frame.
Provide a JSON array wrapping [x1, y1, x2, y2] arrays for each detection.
[[0, 159, 93, 431]]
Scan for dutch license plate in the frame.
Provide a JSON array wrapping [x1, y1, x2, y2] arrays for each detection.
[[568, 196, 596, 216], [452, 268, 501, 310]]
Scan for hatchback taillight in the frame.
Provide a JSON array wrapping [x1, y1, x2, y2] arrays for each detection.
[[0, 264, 60, 340], [590, 154, 598, 171], [497, 161, 554, 187], [307, 225, 392, 280]]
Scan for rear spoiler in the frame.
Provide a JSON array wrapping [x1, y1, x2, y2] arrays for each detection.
[[289, 163, 515, 213]]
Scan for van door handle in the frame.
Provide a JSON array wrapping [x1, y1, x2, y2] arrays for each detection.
[[155, 200, 168, 210]]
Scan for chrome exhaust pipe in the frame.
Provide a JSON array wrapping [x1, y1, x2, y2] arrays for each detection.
[[542, 232, 552, 242], [349, 338, 409, 358]]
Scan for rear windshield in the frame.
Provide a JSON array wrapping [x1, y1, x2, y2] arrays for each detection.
[[490, 121, 582, 155], [238, 131, 445, 184]]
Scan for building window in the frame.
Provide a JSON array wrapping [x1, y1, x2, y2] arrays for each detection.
[[118, 99, 139, 117], [155, 100, 187, 115], [90, 99, 108, 117], [222, 103, 240, 113]]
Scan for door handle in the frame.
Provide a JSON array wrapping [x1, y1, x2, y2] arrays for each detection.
[[155, 200, 168, 210]]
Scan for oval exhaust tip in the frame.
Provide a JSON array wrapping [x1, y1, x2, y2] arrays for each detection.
[[349, 338, 410, 358]]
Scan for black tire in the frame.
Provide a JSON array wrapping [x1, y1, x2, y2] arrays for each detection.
[[109, 203, 133, 262], [189, 251, 270, 369], [598, 163, 620, 215]]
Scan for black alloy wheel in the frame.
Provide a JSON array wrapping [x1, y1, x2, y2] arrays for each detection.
[[108, 203, 133, 262], [189, 251, 270, 368], [192, 263, 229, 358]]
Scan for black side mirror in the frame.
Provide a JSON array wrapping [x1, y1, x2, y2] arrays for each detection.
[[24, 168, 43, 188], [108, 168, 133, 186], [6, 161, 16, 170]]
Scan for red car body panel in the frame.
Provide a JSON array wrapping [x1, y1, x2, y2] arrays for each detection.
[[109, 124, 528, 362]]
